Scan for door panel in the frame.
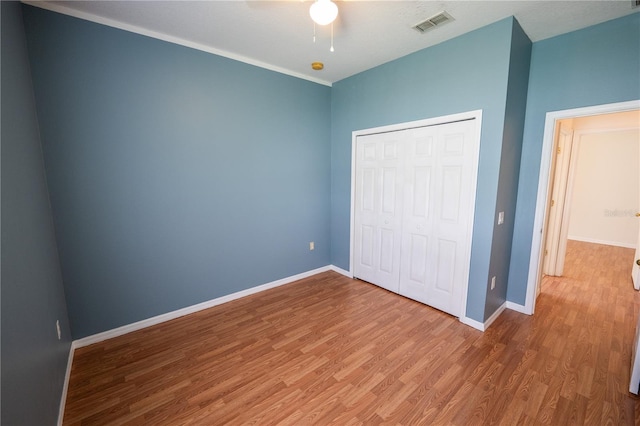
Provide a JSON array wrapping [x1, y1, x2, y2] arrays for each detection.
[[440, 166, 462, 222], [435, 239, 456, 292]]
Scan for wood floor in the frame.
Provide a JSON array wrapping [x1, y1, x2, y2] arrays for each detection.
[[63, 241, 640, 425]]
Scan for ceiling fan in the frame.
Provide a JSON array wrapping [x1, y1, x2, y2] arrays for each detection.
[[308, 0, 339, 70]]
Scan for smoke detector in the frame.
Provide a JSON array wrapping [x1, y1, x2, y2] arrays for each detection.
[[413, 11, 454, 33]]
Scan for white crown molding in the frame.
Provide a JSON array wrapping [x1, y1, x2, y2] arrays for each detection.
[[21, 1, 332, 87]]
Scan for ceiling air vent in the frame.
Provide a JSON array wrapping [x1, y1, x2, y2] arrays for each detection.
[[413, 11, 454, 34]]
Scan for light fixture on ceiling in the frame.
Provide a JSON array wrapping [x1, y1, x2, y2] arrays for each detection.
[[309, 0, 338, 52], [309, 0, 338, 26]]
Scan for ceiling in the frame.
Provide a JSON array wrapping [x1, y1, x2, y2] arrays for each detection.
[[26, 1, 640, 86]]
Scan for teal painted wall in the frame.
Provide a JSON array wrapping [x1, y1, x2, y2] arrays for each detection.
[[23, 5, 332, 339], [485, 19, 531, 319], [508, 13, 640, 305], [1, 2, 72, 424], [330, 18, 523, 322]]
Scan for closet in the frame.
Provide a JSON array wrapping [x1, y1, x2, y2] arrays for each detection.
[[352, 116, 480, 317]]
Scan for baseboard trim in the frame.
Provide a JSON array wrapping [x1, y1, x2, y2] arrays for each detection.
[[459, 316, 485, 331], [329, 265, 351, 277], [460, 302, 507, 332], [506, 301, 530, 315], [57, 341, 76, 426], [74, 265, 336, 348], [567, 236, 635, 249]]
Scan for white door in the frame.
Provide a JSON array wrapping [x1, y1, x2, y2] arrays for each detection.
[[353, 132, 405, 293], [353, 118, 479, 317], [398, 121, 477, 316], [543, 125, 574, 276]]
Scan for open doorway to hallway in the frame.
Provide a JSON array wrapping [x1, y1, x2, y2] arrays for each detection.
[[540, 110, 640, 299], [525, 100, 640, 315]]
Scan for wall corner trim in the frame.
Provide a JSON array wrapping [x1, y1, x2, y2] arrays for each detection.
[[505, 300, 530, 315], [72, 265, 343, 348], [57, 341, 77, 426], [460, 302, 507, 331], [329, 265, 351, 277]]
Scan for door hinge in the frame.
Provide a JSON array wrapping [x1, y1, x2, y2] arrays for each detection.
[[550, 199, 555, 207], [557, 146, 561, 154], [545, 249, 548, 256]]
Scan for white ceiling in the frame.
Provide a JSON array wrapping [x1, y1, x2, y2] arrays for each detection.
[[26, 1, 639, 86]]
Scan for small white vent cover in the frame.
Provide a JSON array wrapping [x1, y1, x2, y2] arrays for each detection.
[[413, 11, 454, 33]]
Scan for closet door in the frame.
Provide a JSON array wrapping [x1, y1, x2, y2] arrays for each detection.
[[399, 120, 477, 317], [353, 131, 405, 293]]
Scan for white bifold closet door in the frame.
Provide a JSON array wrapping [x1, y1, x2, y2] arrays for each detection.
[[353, 119, 477, 317]]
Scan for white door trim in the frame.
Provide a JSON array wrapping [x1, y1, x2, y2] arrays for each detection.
[[524, 100, 640, 315], [349, 109, 483, 324]]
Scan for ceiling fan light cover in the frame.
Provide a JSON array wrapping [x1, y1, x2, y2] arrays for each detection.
[[310, 0, 338, 26]]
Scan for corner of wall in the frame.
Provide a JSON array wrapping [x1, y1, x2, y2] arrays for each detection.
[[484, 15, 532, 321]]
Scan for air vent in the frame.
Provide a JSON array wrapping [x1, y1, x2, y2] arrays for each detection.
[[413, 11, 454, 33]]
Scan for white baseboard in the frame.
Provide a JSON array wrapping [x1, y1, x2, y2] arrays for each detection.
[[74, 265, 336, 348], [567, 236, 636, 249], [460, 302, 506, 332], [57, 341, 76, 426], [506, 301, 530, 315], [329, 265, 351, 277], [459, 316, 485, 331]]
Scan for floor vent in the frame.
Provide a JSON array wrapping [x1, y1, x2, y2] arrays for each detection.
[[413, 11, 454, 33]]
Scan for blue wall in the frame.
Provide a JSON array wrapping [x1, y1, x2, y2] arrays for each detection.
[[508, 13, 640, 304], [1, 2, 72, 424], [23, 5, 332, 339], [485, 20, 531, 318], [330, 18, 529, 322]]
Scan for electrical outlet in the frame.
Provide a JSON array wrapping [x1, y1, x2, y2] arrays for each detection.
[[498, 211, 504, 225], [491, 276, 496, 290], [309, 241, 315, 251], [56, 320, 61, 340]]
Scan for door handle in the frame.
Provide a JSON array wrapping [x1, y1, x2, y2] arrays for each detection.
[[637, 259, 640, 266], [636, 213, 640, 217]]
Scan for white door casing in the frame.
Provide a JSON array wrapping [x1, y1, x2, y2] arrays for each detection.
[[632, 225, 640, 290], [351, 111, 481, 319], [633, 135, 640, 290]]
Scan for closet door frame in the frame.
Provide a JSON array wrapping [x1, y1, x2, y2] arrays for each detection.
[[349, 110, 483, 324]]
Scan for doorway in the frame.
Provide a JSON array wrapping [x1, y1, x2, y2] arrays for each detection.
[[525, 100, 640, 314]]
